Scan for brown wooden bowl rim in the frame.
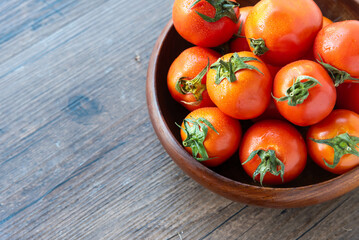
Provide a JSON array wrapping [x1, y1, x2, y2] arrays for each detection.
[[146, 19, 359, 208]]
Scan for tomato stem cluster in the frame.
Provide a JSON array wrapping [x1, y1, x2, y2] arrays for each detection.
[[191, 0, 240, 23], [210, 52, 263, 85], [177, 117, 218, 161], [175, 60, 209, 104], [242, 149, 285, 186], [316, 54, 359, 87], [273, 75, 322, 106], [310, 133, 359, 169], [249, 38, 268, 56]]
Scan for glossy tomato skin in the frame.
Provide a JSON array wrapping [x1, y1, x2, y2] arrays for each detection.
[[245, 0, 322, 66], [273, 60, 336, 126], [180, 107, 242, 167], [229, 6, 252, 52], [336, 82, 359, 114], [301, 16, 333, 61], [322, 16, 333, 28], [239, 120, 307, 185], [167, 46, 220, 111], [206, 51, 272, 119], [252, 98, 285, 122], [173, 0, 240, 47], [307, 109, 359, 174], [314, 20, 359, 79]]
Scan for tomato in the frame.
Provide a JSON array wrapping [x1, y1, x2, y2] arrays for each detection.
[[173, 0, 240, 47], [322, 16, 333, 28], [229, 6, 252, 52], [336, 82, 359, 115], [313, 20, 359, 86], [245, 0, 322, 66], [239, 120, 307, 185], [252, 98, 285, 122], [307, 109, 359, 174], [273, 60, 336, 126], [167, 46, 221, 111], [301, 17, 333, 62], [206, 51, 272, 119], [179, 107, 241, 167]]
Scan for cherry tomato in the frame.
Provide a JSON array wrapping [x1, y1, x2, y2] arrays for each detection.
[[314, 20, 359, 86], [307, 109, 359, 174], [252, 98, 285, 122], [245, 0, 322, 66], [301, 16, 333, 62], [336, 83, 359, 114], [273, 60, 336, 126], [322, 16, 333, 28], [173, 0, 240, 47], [167, 46, 220, 111], [229, 6, 252, 52], [179, 107, 241, 167], [240, 120, 307, 185], [206, 51, 272, 119]]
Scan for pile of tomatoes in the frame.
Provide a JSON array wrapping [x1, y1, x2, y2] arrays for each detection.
[[167, 0, 359, 185]]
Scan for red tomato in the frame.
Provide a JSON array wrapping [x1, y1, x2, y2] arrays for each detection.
[[252, 98, 285, 122], [273, 60, 336, 126], [240, 120, 307, 185], [336, 82, 359, 114], [314, 20, 359, 86], [322, 16, 333, 28], [167, 46, 221, 111], [206, 51, 272, 119], [307, 109, 359, 174], [179, 107, 241, 167], [245, 0, 322, 66], [229, 6, 253, 52], [301, 16, 333, 62], [173, 0, 240, 47]]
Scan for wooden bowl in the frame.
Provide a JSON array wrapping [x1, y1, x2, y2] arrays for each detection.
[[146, 0, 359, 208]]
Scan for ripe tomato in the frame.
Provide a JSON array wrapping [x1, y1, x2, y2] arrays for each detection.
[[206, 51, 272, 119], [229, 6, 253, 52], [307, 109, 359, 174], [301, 16, 333, 62], [179, 107, 241, 167], [313, 20, 359, 86], [273, 60, 336, 126], [173, 0, 240, 47], [167, 46, 220, 111], [239, 120, 307, 185], [245, 0, 322, 66], [336, 82, 359, 115], [322, 16, 333, 28], [252, 98, 285, 122]]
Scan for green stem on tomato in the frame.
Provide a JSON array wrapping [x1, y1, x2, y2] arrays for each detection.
[[242, 149, 285, 186], [191, 0, 240, 23], [210, 52, 263, 85], [310, 133, 359, 169], [272, 75, 322, 106], [176, 117, 218, 161]]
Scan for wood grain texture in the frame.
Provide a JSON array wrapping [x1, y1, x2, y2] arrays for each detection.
[[0, 0, 358, 239]]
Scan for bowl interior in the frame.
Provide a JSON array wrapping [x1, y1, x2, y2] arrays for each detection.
[[155, 0, 359, 188]]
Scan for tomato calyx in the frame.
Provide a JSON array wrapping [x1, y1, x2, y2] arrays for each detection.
[[316, 55, 359, 87], [175, 61, 209, 104], [242, 149, 285, 185], [190, 0, 239, 23], [177, 117, 218, 161], [210, 52, 263, 85], [310, 133, 359, 169], [249, 38, 268, 56], [272, 75, 322, 106]]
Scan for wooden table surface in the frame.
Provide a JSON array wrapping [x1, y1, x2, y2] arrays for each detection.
[[0, 1, 358, 239]]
